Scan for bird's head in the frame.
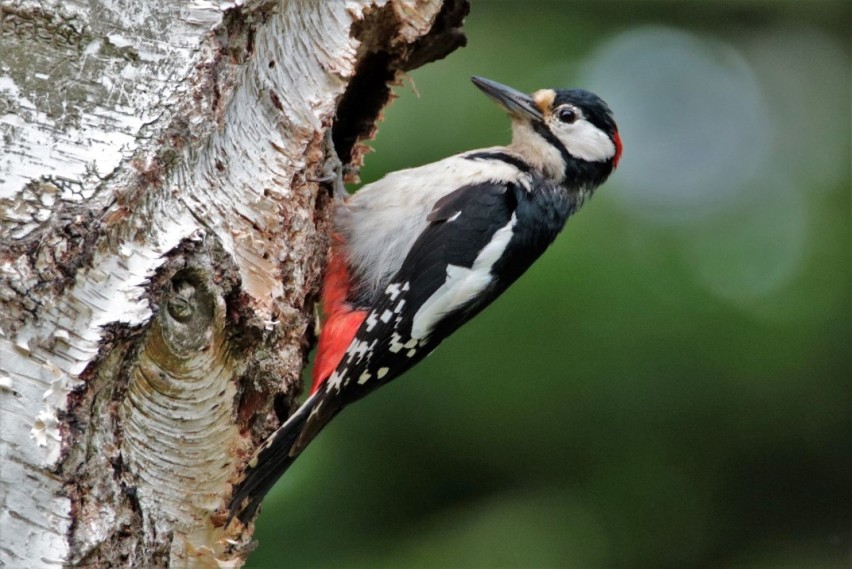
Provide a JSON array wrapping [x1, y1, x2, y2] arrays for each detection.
[[472, 76, 622, 187]]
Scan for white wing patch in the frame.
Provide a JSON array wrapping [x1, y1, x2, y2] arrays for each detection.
[[327, 368, 347, 391], [386, 283, 402, 300], [365, 312, 378, 331], [389, 332, 405, 353], [411, 214, 518, 340]]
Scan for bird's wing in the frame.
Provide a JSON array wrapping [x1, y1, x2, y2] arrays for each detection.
[[295, 181, 520, 448]]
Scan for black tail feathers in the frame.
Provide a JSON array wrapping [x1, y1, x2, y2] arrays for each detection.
[[227, 394, 319, 525]]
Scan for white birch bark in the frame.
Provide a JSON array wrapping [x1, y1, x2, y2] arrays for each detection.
[[0, 0, 467, 566]]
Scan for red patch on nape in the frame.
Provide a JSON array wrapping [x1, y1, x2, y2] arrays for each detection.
[[612, 130, 623, 169], [311, 235, 367, 394]]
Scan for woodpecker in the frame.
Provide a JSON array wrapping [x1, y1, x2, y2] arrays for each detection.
[[228, 76, 622, 524]]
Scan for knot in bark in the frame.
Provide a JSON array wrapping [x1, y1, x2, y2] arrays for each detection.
[[159, 270, 216, 356]]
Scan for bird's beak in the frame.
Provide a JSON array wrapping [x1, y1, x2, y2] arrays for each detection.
[[471, 76, 543, 122]]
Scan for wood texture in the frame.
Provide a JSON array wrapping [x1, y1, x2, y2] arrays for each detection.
[[0, 0, 467, 566]]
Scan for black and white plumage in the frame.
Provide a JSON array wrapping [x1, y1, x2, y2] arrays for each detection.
[[228, 76, 622, 524]]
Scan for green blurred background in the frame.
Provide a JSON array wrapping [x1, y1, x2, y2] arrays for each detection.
[[249, 1, 850, 567]]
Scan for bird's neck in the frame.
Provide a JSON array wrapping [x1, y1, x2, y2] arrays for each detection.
[[507, 121, 566, 183], [506, 121, 614, 196]]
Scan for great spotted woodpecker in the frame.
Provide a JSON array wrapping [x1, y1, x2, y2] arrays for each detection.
[[228, 76, 622, 523]]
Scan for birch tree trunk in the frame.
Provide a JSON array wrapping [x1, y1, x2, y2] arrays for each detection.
[[0, 0, 466, 566]]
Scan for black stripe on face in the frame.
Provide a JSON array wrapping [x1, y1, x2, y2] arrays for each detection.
[[530, 121, 614, 187], [465, 151, 531, 173], [531, 121, 573, 170]]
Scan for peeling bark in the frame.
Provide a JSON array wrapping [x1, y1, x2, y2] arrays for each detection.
[[0, 0, 467, 566]]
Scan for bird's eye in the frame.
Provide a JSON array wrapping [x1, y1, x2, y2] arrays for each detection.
[[556, 107, 577, 123]]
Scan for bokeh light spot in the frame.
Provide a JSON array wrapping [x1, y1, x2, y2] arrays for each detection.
[[581, 27, 771, 224], [681, 179, 807, 306]]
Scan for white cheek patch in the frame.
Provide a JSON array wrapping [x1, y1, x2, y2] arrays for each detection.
[[557, 119, 616, 163]]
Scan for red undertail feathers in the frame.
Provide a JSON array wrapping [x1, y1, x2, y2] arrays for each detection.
[[312, 234, 366, 394]]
